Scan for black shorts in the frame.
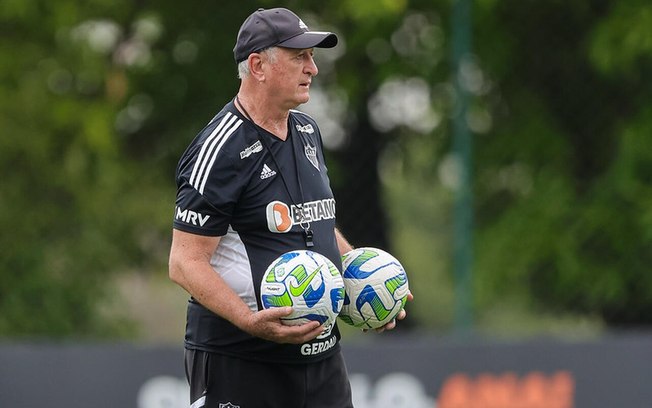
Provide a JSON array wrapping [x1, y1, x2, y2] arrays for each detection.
[[184, 349, 354, 408]]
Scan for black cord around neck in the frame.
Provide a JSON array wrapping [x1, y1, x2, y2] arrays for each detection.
[[235, 95, 314, 247]]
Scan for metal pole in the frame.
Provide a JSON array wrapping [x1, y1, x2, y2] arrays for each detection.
[[451, 0, 474, 332]]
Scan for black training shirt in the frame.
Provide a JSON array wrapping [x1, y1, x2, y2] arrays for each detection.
[[173, 100, 342, 363]]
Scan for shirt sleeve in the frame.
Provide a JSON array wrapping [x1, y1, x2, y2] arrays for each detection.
[[173, 177, 231, 236], [173, 116, 246, 236]]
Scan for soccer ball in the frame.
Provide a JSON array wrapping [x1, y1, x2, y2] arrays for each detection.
[[339, 247, 410, 329], [260, 250, 345, 327]]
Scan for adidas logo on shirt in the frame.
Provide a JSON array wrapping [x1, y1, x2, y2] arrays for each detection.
[[260, 164, 277, 180]]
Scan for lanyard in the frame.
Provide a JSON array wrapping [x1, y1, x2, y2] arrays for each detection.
[[235, 96, 314, 247]]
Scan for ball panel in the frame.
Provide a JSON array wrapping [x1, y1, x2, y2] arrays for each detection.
[[342, 248, 380, 279], [287, 264, 326, 308], [329, 287, 346, 314], [260, 282, 293, 308]]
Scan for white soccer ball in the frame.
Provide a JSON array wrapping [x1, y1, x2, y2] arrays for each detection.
[[339, 247, 410, 329], [260, 250, 345, 327]]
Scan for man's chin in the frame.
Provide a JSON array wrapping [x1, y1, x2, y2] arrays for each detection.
[[294, 95, 310, 107]]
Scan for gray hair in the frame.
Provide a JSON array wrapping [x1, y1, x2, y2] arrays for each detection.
[[237, 47, 278, 79]]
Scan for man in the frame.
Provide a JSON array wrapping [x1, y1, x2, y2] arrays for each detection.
[[169, 7, 410, 408]]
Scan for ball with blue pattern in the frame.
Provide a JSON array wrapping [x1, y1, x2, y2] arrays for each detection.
[[260, 250, 345, 328], [339, 247, 409, 329]]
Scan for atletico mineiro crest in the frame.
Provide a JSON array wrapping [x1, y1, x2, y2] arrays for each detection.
[[305, 144, 319, 170], [219, 403, 240, 408]]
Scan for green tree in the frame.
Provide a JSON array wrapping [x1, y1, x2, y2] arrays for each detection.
[[0, 0, 173, 337], [472, 0, 652, 326], [2, 0, 652, 339]]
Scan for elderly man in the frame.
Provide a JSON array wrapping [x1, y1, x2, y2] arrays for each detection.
[[169, 7, 409, 408]]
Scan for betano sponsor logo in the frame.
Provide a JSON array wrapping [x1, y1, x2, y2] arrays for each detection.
[[266, 199, 336, 233], [175, 206, 210, 227]]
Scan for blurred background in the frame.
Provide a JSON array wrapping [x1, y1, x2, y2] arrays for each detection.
[[2, 0, 652, 407]]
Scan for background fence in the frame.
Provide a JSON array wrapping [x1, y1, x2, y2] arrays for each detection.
[[2, 334, 652, 408]]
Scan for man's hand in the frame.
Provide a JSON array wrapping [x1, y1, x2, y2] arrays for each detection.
[[242, 307, 325, 344], [367, 291, 414, 333]]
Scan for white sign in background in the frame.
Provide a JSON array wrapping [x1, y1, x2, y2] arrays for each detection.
[[137, 372, 436, 408]]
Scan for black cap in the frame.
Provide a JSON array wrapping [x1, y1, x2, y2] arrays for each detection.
[[233, 8, 338, 63]]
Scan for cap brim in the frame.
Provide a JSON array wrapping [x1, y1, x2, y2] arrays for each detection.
[[277, 31, 338, 49]]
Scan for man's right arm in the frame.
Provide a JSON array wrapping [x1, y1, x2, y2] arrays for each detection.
[[168, 228, 324, 344]]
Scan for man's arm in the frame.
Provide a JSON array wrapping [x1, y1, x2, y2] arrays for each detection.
[[334, 227, 354, 255], [168, 228, 324, 344]]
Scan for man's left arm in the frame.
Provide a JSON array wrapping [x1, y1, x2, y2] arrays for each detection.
[[334, 227, 354, 256]]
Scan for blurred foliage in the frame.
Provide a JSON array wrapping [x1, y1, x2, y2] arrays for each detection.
[[1, 0, 651, 339], [472, 0, 652, 327]]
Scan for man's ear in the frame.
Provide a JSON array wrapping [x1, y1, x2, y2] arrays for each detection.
[[248, 53, 266, 82]]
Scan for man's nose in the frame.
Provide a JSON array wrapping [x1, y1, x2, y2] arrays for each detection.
[[305, 55, 318, 76]]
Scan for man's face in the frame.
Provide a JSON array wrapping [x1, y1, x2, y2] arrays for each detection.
[[263, 47, 318, 109]]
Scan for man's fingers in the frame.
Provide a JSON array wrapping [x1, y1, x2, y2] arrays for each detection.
[[260, 306, 293, 319], [252, 308, 324, 343]]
